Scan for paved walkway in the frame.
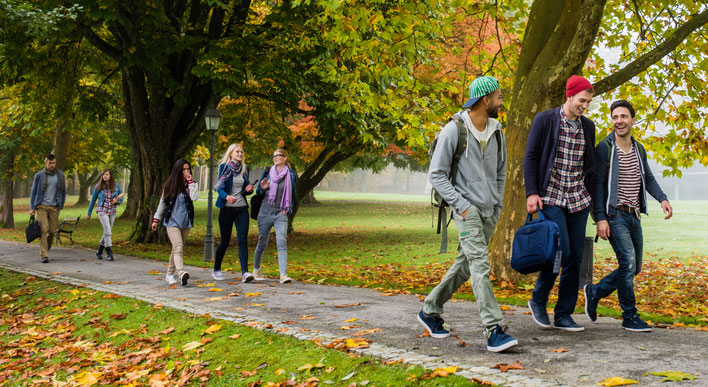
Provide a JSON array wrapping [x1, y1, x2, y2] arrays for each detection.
[[1, 240, 706, 386]]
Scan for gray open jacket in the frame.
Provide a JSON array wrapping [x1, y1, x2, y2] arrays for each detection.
[[593, 132, 667, 222], [428, 111, 506, 218]]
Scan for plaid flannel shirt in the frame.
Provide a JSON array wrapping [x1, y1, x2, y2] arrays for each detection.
[[541, 108, 592, 213], [97, 190, 117, 215]]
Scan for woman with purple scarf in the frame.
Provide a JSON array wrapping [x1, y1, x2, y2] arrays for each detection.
[[253, 148, 297, 283], [213, 143, 255, 282]]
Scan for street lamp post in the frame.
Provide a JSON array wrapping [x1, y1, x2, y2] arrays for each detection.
[[203, 107, 221, 262]]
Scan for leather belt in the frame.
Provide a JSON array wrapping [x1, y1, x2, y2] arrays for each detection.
[[616, 204, 639, 214]]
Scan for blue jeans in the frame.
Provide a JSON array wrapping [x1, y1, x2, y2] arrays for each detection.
[[592, 211, 642, 319], [531, 205, 589, 321], [215, 206, 250, 273]]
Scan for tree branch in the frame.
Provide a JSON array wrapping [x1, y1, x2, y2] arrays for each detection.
[[594, 8, 708, 96], [79, 23, 121, 59]]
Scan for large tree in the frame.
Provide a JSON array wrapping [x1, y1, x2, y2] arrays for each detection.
[[485, 0, 708, 279]]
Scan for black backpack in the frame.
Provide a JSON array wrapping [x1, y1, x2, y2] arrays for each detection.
[[430, 115, 502, 253]]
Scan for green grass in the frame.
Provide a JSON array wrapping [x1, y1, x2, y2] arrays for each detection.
[[0, 268, 483, 386]]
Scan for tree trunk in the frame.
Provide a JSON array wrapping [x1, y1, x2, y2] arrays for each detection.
[[75, 169, 101, 206], [299, 190, 319, 205], [488, 0, 607, 281], [53, 97, 74, 171], [121, 166, 141, 219], [1, 155, 14, 228]]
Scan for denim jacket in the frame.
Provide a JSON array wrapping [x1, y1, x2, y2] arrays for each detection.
[[87, 183, 124, 215]]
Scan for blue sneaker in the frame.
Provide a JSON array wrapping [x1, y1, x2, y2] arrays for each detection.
[[528, 299, 551, 328], [487, 325, 518, 352], [417, 310, 450, 338], [554, 316, 584, 332], [584, 284, 598, 322], [622, 315, 652, 332]]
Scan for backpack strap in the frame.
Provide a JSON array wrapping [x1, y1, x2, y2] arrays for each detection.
[[449, 116, 467, 187]]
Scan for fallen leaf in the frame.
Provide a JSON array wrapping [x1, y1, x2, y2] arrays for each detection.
[[299, 315, 317, 320], [148, 270, 160, 275], [107, 329, 133, 337], [288, 291, 305, 294], [417, 331, 430, 338], [158, 327, 175, 335], [335, 303, 361, 308], [344, 318, 358, 323], [153, 303, 163, 309], [196, 282, 216, 287], [229, 334, 241, 339], [499, 305, 515, 311], [69, 371, 102, 386], [244, 292, 262, 297], [341, 371, 356, 380], [492, 361, 524, 373], [596, 376, 639, 386], [643, 371, 697, 382], [298, 362, 325, 373], [551, 348, 568, 353], [203, 324, 222, 335], [208, 288, 224, 292], [451, 334, 468, 347], [182, 341, 203, 351], [203, 297, 225, 302]]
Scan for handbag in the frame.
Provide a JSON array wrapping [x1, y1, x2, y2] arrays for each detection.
[[510, 209, 562, 274], [250, 193, 264, 220], [25, 215, 41, 243]]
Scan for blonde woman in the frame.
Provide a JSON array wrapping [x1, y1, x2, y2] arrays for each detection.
[[253, 148, 297, 283], [213, 143, 254, 282], [86, 169, 124, 261]]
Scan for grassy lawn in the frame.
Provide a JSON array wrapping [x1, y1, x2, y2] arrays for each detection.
[[0, 269, 482, 386], [1, 194, 707, 326]]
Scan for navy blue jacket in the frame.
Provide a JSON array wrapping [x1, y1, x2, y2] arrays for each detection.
[[593, 132, 667, 221], [524, 107, 595, 198], [214, 163, 252, 209]]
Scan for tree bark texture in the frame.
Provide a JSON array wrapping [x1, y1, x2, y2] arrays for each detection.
[[52, 97, 74, 172], [75, 169, 101, 206]]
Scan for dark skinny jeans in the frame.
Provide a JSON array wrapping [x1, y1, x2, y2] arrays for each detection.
[[214, 206, 250, 273]]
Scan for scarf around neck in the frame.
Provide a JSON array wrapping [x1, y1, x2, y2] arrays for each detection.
[[214, 160, 242, 191], [43, 168, 64, 194], [267, 165, 292, 212]]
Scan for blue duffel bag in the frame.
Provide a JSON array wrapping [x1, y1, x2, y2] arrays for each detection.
[[511, 210, 561, 274]]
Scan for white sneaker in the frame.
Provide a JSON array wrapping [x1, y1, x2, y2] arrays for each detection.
[[211, 270, 225, 281], [280, 275, 292, 284], [252, 268, 265, 280], [242, 272, 255, 283], [166, 274, 177, 285]]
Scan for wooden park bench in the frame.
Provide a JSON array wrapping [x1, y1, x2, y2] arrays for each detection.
[[55, 216, 80, 245]]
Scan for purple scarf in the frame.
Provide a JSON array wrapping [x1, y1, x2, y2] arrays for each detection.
[[268, 165, 292, 212], [214, 160, 242, 192]]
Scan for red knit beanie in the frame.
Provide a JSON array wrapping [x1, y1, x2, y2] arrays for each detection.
[[566, 75, 593, 98]]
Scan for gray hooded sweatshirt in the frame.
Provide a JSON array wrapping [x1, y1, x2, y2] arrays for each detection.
[[428, 111, 506, 218]]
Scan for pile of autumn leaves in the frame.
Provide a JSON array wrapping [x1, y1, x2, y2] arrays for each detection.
[[293, 252, 708, 326], [0, 281, 214, 386]]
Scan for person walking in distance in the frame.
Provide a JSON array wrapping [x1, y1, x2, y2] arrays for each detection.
[[213, 143, 255, 283], [29, 154, 66, 263], [584, 100, 672, 332], [417, 76, 518, 352], [152, 159, 199, 286], [253, 148, 297, 284], [523, 75, 596, 332], [87, 169, 124, 261]]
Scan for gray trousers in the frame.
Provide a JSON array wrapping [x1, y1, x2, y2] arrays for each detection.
[[97, 212, 116, 247], [423, 207, 503, 336], [253, 208, 289, 275]]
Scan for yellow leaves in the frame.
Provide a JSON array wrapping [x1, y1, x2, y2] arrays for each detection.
[[68, 371, 102, 386], [419, 366, 458, 379], [228, 334, 241, 339], [182, 341, 203, 351], [597, 377, 639, 386], [207, 288, 224, 292], [244, 292, 262, 297], [203, 297, 226, 302], [147, 270, 161, 275], [196, 282, 216, 288], [644, 371, 697, 382], [202, 324, 222, 335], [344, 318, 358, 323], [344, 338, 368, 348]]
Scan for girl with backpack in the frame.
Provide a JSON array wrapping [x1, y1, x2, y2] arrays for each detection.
[[152, 159, 199, 286], [253, 148, 297, 284], [213, 143, 255, 282], [86, 169, 124, 261]]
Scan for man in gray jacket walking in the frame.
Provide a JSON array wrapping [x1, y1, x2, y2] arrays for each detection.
[[29, 154, 66, 263], [417, 76, 517, 352]]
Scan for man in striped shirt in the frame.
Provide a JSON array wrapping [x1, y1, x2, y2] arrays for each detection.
[[584, 100, 673, 332]]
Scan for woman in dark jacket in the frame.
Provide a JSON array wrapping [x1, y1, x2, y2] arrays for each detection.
[[152, 159, 199, 286], [213, 143, 254, 282], [253, 148, 297, 284]]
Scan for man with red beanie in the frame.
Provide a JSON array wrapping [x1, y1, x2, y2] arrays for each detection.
[[522, 75, 596, 332]]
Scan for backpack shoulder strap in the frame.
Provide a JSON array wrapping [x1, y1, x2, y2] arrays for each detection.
[[449, 116, 467, 186]]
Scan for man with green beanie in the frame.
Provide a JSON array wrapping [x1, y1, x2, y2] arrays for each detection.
[[417, 76, 518, 352]]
